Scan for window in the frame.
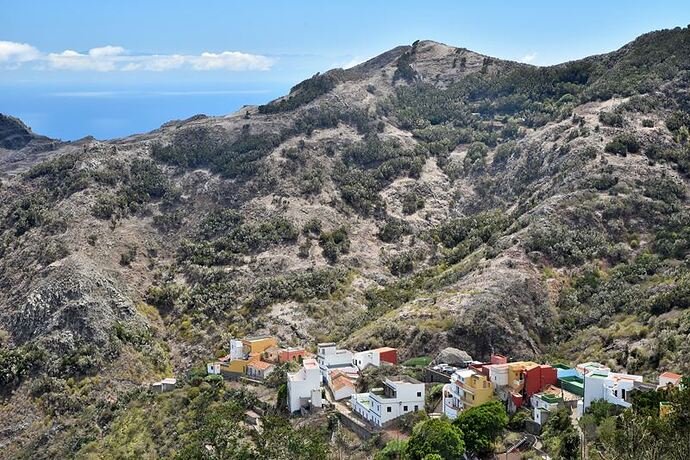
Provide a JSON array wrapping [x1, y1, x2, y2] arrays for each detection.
[[417, 392, 422, 397], [414, 405, 419, 411], [387, 407, 392, 413], [403, 405, 408, 411]]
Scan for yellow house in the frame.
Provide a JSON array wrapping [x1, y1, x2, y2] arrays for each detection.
[[220, 335, 278, 375], [459, 370, 494, 408], [242, 335, 277, 355]]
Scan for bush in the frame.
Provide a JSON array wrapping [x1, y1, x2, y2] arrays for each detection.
[[119, 247, 137, 266], [378, 218, 411, 243], [394, 51, 417, 83], [302, 218, 322, 236], [375, 440, 408, 460], [599, 111, 624, 127], [387, 251, 417, 276], [402, 191, 426, 215], [258, 71, 342, 114], [319, 227, 350, 263], [605, 133, 640, 155]]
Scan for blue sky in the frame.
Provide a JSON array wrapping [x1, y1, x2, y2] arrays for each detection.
[[1, 1, 688, 139]]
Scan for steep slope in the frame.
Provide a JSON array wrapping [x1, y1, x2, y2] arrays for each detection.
[[1, 26, 690, 458]]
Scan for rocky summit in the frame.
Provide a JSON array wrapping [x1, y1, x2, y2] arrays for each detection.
[[1, 25, 690, 459]]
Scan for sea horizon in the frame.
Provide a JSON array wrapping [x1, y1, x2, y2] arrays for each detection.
[[0, 82, 287, 141]]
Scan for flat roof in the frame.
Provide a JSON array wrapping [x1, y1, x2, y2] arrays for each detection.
[[244, 334, 274, 341], [387, 375, 422, 385], [303, 358, 318, 369], [317, 342, 337, 347]]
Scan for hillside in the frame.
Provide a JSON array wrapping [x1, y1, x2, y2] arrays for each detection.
[[1, 26, 690, 458]]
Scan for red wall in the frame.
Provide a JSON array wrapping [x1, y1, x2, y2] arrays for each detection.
[[379, 348, 397, 365], [524, 365, 559, 397], [540, 365, 558, 389], [491, 354, 508, 365], [279, 349, 306, 363], [524, 366, 542, 397]]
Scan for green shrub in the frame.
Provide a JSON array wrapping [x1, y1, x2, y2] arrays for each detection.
[[599, 111, 624, 127], [605, 133, 640, 155], [378, 218, 411, 243], [258, 71, 342, 114], [402, 191, 425, 215], [319, 227, 350, 263]]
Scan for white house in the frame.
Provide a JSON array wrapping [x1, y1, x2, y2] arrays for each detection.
[[352, 350, 380, 370], [247, 360, 275, 380], [287, 358, 323, 413], [229, 339, 245, 360], [658, 372, 683, 389], [531, 392, 563, 426], [350, 376, 425, 427], [151, 377, 177, 393], [207, 362, 221, 375], [582, 369, 643, 411], [352, 347, 398, 371], [328, 370, 356, 401], [317, 342, 354, 381]]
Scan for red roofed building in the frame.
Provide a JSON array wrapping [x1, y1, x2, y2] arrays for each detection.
[[658, 372, 683, 389], [329, 370, 356, 400]]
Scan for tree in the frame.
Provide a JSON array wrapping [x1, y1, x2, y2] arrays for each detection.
[[541, 407, 579, 460], [175, 401, 253, 460], [253, 416, 329, 460], [374, 439, 408, 460], [453, 400, 508, 455], [406, 418, 465, 460]]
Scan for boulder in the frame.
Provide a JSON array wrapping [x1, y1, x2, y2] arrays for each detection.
[[434, 347, 473, 365]]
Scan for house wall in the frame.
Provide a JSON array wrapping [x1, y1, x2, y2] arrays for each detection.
[[333, 384, 355, 401], [244, 337, 278, 355], [489, 366, 509, 387], [353, 350, 380, 370], [287, 360, 321, 413], [524, 366, 542, 397], [379, 349, 397, 365], [229, 340, 244, 360], [352, 389, 424, 427], [540, 366, 558, 389], [279, 349, 306, 363]]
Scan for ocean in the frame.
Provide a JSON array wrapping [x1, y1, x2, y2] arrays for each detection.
[[0, 83, 287, 141]]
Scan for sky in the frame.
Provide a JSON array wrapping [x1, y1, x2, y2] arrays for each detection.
[[1, 0, 688, 140]]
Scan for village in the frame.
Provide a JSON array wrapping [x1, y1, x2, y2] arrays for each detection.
[[147, 334, 685, 458]]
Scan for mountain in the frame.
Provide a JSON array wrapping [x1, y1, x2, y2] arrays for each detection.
[[1, 26, 690, 458]]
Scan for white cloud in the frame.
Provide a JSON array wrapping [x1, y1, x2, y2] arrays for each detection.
[[88, 45, 125, 57], [48, 48, 120, 71], [121, 55, 186, 72], [520, 52, 537, 64], [0, 41, 273, 72], [191, 51, 273, 71], [0, 41, 40, 63]]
